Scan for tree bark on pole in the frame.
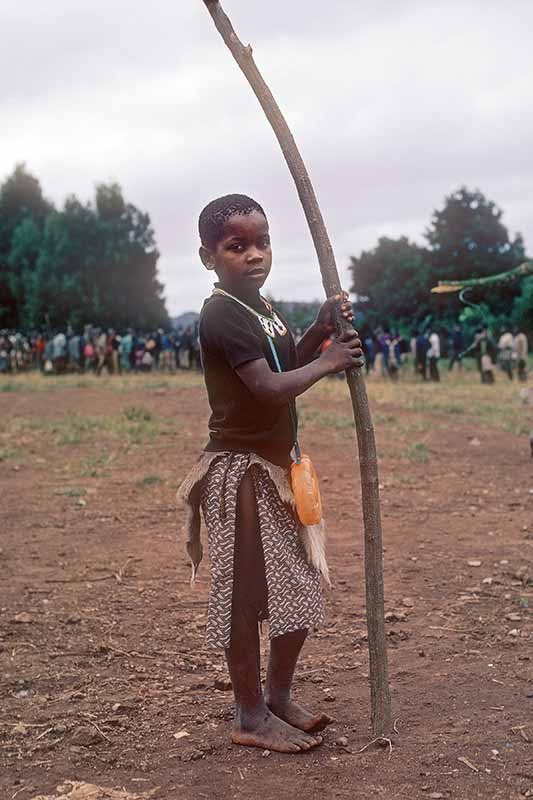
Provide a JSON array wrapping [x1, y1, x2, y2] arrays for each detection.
[[201, 0, 392, 736]]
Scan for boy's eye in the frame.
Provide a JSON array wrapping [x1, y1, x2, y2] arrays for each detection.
[[228, 243, 244, 252]]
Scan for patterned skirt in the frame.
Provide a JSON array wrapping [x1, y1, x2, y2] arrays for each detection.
[[200, 453, 324, 650]]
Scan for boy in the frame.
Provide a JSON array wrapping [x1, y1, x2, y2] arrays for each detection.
[[178, 194, 363, 753]]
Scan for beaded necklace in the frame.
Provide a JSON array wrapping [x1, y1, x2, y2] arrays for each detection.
[[212, 287, 287, 338]]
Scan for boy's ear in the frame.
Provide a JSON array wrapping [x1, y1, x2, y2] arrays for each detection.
[[199, 246, 216, 271]]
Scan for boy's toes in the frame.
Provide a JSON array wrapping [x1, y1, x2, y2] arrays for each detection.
[[293, 732, 321, 750], [286, 741, 303, 753]]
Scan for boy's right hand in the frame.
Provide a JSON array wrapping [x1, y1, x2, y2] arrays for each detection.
[[320, 330, 364, 373]]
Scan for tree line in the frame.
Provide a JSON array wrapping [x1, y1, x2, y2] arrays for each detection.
[[0, 165, 169, 332], [349, 187, 532, 337], [2, 168, 530, 340]]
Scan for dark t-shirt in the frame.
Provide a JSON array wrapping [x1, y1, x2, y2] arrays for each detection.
[[199, 292, 298, 467]]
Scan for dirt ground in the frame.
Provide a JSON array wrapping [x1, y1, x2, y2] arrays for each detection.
[[1, 371, 532, 800]]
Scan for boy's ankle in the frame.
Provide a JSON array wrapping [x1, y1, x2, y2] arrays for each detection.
[[264, 688, 290, 708], [235, 699, 269, 730]]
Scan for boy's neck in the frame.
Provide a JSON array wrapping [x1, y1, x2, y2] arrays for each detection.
[[216, 281, 263, 307]]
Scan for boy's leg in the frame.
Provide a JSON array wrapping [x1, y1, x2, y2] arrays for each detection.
[[227, 471, 321, 753], [265, 630, 332, 733]]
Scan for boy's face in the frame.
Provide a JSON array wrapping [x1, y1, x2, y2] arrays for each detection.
[[200, 211, 272, 294]]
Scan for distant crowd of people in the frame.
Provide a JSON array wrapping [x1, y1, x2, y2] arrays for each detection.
[[0, 321, 529, 384], [338, 323, 529, 384], [0, 325, 201, 375]]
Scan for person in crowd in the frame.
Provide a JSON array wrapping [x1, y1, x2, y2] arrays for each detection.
[[95, 330, 108, 376], [514, 327, 529, 382], [83, 338, 97, 372], [141, 347, 154, 372], [152, 329, 162, 370], [52, 331, 68, 373], [498, 326, 515, 380], [119, 329, 134, 373], [134, 336, 146, 372], [160, 330, 175, 372], [415, 329, 430, 380], [68, 332, 83, 372], [35, 334, 46, 371], [174, 327, 184, 368], [363, 333, 375, 375], [108, 329, 121, 375], [388, 331, 401, 381], [183, 326, 196, 369], [448, 324, 465, 371], [0, 331, 10, 373], [410, 330, 418, 374], [376, 329, 391, 377], [428, 328, 441, 382], [472, 328, 496, 384], [145, 333, 157, 366]]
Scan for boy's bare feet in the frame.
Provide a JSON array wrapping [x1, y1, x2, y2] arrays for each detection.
[[266, 697, 333, 733], [232, 708, 323, 753]]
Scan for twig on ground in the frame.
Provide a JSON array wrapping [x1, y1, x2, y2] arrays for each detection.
[[511, 725, 531, 743], [393, 718, 400, 735], [115, 556, 133, 582], [81, 715, 113, 743], [357, 736, 393, 755], [12, 785, 33, 800], [297, 668, 325, 678], [107, 643, 158, 660], [1, 722, 49, 728], [115, 556, 141, 582], [34, 726, 54, 741], [458, 756, 479, 772]]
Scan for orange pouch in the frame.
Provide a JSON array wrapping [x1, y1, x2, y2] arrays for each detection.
[[290, 454, 323, 526]]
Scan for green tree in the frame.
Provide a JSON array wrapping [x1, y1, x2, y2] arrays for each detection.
[[0, 164, 53, 326], [512, 276, 533, 332], [348, 187, 529, 332], [425, 186, 526, 317], [0, 169, 169, 331], [26, 207, 90, 330], [6, 217, 43, 329], [90, 183, 168, 330], [349, 236, 433, 330]]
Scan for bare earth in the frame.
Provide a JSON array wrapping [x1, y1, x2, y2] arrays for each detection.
[[1, 371, 532, 800]]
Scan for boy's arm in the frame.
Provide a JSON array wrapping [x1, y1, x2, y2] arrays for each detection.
[[296, 293, 354, 365], [296, 324, 329, 365], [236, 330, 363, 407]]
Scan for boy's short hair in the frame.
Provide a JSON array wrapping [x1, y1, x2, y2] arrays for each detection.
[[198, 194, 266, 250]]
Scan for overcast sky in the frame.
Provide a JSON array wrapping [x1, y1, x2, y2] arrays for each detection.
[[2, 1, 532, 316]]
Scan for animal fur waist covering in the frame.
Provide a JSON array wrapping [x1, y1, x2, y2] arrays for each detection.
[[176, 451, 330, 586]]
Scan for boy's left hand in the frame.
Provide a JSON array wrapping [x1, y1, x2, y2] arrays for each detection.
[[314, 291, 354, 336]]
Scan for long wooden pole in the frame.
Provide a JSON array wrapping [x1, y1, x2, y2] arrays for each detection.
[[201, 0, 392, 736]]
